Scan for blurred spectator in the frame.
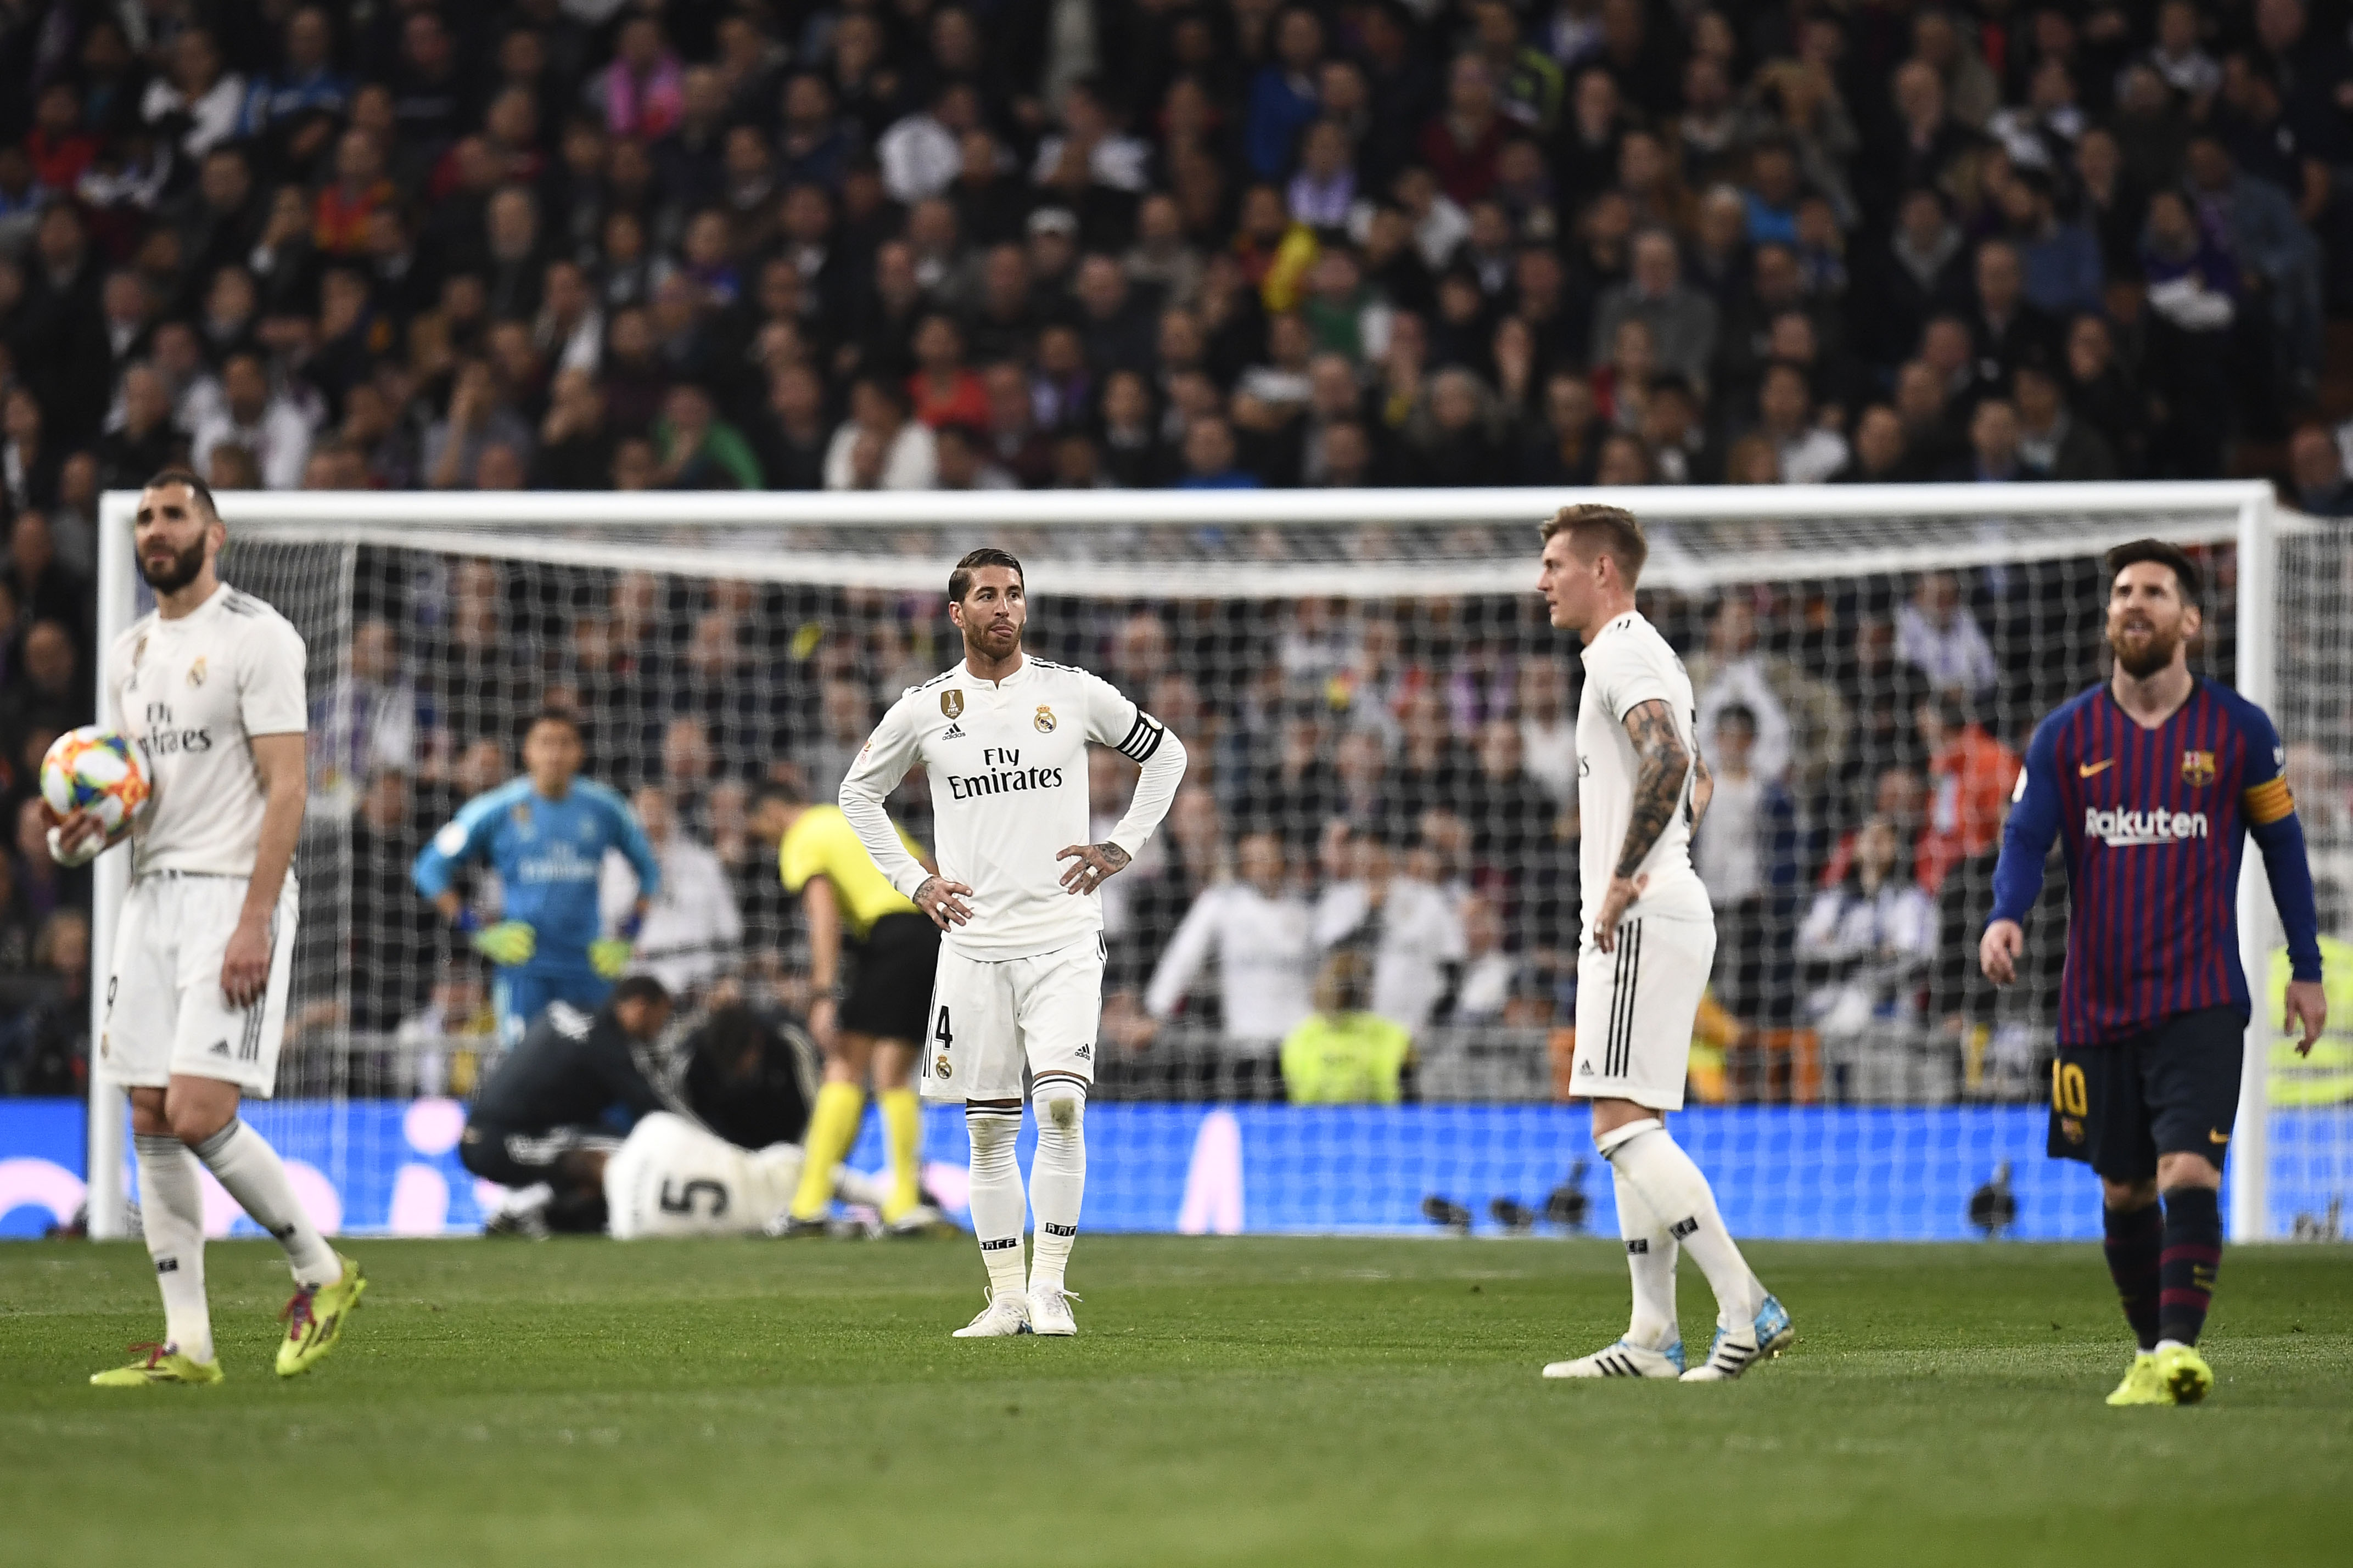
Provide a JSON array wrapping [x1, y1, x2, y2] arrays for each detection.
[[1797, 814, 1936, 1083], [192, 350, 312, 490], [312, 618, 419, 807], [1693, 705, 1801, 1025], [2014, 361, 2117, 482], [823, 377, 936, 490], [1895, 572, 1998, 699], [1281, 949, 1411, 1104], [1515, 657, 1576, 804], [2288, 424, 2353, 516], [1143, 830, 1316, 1092], [1690, 597, 1795, 783], [1915, 694, 2022, 897], [1592, 229, 1718, 389], [0, 909, 89, 1095], [1312, 828, 1466, 1038], [602, 784, 740, 999]]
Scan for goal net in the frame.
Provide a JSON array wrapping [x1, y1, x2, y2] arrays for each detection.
[[80, 484, 2349, 1244]]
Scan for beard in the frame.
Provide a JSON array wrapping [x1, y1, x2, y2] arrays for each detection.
[[967, 621, 1019, 656], [138, 536, 209, 594], [2108, 619, 2182, 679]]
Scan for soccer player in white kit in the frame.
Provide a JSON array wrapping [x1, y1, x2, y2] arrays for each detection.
[[840, 548, 1187, 1337], [61, 473, 363, 1386], [1533, 505, 1792, 1382]]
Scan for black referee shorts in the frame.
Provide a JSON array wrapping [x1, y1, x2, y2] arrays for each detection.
[[838, 911, 941, 1046], [2047, 1006, 2244, 1182]]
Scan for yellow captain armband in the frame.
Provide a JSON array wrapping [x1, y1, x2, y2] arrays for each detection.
[[2243, 775, 2296, 826]]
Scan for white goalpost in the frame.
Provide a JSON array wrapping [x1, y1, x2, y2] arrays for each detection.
[[85, 481, 2340, 1244]]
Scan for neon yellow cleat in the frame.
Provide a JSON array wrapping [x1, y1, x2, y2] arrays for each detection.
[[2104, 1351, 2170, 1406], [276, 1253, 367, 1378], [2153, 1343, 2213, 1406], [91, 1343, 223, 1387]]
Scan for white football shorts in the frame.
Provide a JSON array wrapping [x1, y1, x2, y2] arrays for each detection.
[[1571, 913, 1715, 1112], [101, 872, 298, 1099], [919, 935, 1103, 1103], [605, 1111, 804, 1239]]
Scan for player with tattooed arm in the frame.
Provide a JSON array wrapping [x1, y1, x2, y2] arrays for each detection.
[[1534, 505, 1794, 1383]]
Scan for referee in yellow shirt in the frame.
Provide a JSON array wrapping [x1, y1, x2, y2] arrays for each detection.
[[772, 779, 946, 1234]]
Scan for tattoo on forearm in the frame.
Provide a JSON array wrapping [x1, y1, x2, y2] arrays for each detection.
[[914, 875, 942, 904], [1616, 701, 1690, 879]]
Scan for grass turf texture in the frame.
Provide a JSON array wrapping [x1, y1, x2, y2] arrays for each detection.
[[4, 1237, 2349, 1567]]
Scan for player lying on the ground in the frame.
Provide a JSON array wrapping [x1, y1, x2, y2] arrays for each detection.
[[768, 779, 948, 1237], [64, 470, 362, 1386], [605, 1005, 882, 1237], [1534, 505, 1793, 1383], [841, 547, 1187, 1337], [1981, 539, 2326, 1408], [413, 707, 661, 1048], [458, 975, 675, 1236]]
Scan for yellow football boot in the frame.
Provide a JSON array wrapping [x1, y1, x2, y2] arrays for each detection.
[[2153, 1343, 2214, 1406], [276, 1253, 367, 1378], [2104, 1351, 2170, 1406], [91, 1344, 224, 1387]]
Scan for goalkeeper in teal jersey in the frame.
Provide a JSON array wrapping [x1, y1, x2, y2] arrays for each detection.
[[414, 710, 663, 1046]]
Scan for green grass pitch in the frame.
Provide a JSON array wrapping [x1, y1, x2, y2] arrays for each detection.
[[4, 1235, 2350, 1567]]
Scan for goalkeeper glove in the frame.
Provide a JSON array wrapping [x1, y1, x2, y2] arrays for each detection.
[[464, 916, 536, 967], [590, 911, 643, 980]]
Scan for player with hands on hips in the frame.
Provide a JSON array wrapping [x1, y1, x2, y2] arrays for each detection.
[[841, 548, 1187, 1338]]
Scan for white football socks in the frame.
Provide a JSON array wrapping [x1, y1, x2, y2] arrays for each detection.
[[1027, 1084, 1086, 1296], [965, 1105, 1028, 1299], [1598, 1119, 1760, 1329], [192, 1119, 338, 1288], [134, 1133, 213, 1364], [1612, 1162, 1679, 1351]]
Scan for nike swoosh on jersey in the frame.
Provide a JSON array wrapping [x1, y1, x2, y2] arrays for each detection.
[[2079, 759, 2115, 777]]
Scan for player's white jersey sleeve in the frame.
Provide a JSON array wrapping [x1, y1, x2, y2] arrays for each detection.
[[1080, 667, 1185, 860], [111, 587, 308, 879], [839, 692, 934, 899], [1573, 613, 1708, 936]]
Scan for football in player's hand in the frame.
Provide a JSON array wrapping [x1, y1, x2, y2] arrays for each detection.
[[41, 727, 152, 841]]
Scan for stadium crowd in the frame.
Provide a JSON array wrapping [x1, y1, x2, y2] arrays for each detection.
[[3, 0, 2353, 1099]]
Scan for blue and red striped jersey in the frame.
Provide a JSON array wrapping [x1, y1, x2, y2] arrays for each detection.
[[1990, 678, 2322, 1045]]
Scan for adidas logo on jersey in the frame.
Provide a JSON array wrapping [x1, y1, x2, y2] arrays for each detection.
[[943, 722, 965, 739], [1074, 1043, 1091, 1059], [208, 1038, 229, 1055]]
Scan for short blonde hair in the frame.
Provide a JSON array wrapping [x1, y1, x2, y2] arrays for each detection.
[[1539, 503, 1649, 586]]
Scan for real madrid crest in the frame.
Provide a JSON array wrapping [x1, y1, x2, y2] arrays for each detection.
[[1034, 705, 1057, 733], [187, 656, 207, 687], [2180, 750, 2216, 788], [941, 689, 965, 720]]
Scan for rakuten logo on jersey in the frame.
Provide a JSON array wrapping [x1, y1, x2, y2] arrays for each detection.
[[2083, 806, 2209, 846]]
